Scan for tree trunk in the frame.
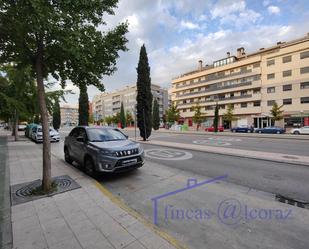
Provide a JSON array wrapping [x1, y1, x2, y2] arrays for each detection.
[[35, 40, 52, 192], [14, 109, 19, 141]]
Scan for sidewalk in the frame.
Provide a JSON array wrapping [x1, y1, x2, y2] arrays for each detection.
[[139, 140, 309, 166], [3, 134, 182, 249]]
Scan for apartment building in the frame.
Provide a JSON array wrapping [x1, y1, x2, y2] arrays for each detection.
[[92, 84, 169, 122], [171, 33, 309, 128], [60, 104, 79, 126]]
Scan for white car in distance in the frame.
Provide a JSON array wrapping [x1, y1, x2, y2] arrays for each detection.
[[32, 126, 60, 142], [290, 126, 309, 135]]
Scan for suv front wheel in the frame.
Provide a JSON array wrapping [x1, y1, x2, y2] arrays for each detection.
[[64, 147, 73, 164], [84, 157, 98, 177]]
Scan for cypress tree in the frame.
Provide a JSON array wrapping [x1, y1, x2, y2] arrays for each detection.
[[213, 103, 219, 132], [136, 45, 153, 140], [52, 100, 61, 130], [152, 99, 160, 130], [120, 102, 126, 129], [78, 83, 89, 126]]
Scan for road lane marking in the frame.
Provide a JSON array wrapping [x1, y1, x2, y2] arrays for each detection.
[[145, 149, 193, 160]]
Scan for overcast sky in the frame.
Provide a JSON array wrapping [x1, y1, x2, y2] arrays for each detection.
[[58, 0, 309, 104]]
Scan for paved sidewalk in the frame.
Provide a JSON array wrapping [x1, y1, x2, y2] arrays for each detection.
[[139, 140, 309, 166], [5, 136, 181, 249]]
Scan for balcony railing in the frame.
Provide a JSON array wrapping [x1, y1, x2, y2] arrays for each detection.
[[176, 81, 254, 98], [177, 94, 253, 107], [175, 69, 254, 89]]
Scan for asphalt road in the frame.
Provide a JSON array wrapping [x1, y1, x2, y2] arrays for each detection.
[[50, 129, 309, 249], [123, 130, 309, 156]]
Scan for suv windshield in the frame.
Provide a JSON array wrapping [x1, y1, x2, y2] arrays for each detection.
[[87, 128, 127, 142]]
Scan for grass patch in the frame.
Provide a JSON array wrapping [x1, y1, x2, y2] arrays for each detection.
[[30, 181, 58, 196]]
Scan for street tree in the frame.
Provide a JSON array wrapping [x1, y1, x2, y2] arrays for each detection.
[[78, 83, 89, 126], [126, 110, 133, 127], [166, 104, 180, 124], [192, 103, 204, 131], [152, 99, 160, 130], [222, 103, 237, 128], [271, 102, 284, 126], [104, 116, 114, 126], [0, 1, 128, 191], [52, 100, 61, 130], [136, 45, 153, 141], [120, 102, 126, 129], [213, 103, 219, 132]]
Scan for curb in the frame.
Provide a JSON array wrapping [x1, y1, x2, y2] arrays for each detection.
[[94, 181, 188, 249], [0, 136, 13, 249], [139, 140, 309, 167]]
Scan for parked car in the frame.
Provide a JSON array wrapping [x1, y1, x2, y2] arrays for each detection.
[[255, 126, 285, 134], [31, 126, 60, 142], [290, 126, 309, 135], [205, 126, 224, 132], [64, 126, 144, 175], [18, 124, 27, 131], [231, 125, 254, 133]]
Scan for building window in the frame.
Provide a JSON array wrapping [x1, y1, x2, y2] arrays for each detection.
[[283, 84, 292, 91], [300, 82, 309, 89], [253, 62, 260, 68], [282, 55, 292, 63], [241, 90, 247, 96], [267, 100, 275, 106], [267, 59, 275, 66], [282, 70, 292, 77], [267, 87, 275, 93], [301, 97, 309, 104], [300, 67, 309, 74], [267, 73, 275, 79], [253, 101, 261, 107], [241, 103, 247, 108], [283, 98, 292, 105], [253, 88, 261, 94], [300, 51, 309, 59]]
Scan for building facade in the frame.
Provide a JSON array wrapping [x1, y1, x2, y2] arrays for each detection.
[[60, 104, 79, 126], [92, 84, 169, 122], [171, 33, 309, 128]]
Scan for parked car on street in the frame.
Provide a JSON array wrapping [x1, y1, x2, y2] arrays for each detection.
[[255, 126, 285, 134], [290, 126, 309, 135], [18, 124, 27, 131], [205, 126, 224, 132], [31, 126, 60, 142], [231, 125, 254, 133], [64, 126, 144, 175]]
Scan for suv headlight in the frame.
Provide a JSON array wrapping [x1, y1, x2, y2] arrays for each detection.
[[100, 150, 116, 156], [137, 144, 143, 153]]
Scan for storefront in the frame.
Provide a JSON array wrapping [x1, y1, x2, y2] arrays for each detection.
[[253, 116, 273, 128]]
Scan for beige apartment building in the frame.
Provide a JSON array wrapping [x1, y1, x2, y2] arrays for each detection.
[[60, 104, 79, 126], [92, 84, 169, 122], [171, 33, 309, 128]]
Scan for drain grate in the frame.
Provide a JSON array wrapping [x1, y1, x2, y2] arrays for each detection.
[[11, 175, 81, 206], [275, 194, 309, 209]]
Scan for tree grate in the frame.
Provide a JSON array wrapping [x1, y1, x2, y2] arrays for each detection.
[[275, 194, 309, 209], [11, 175, 81, 206]]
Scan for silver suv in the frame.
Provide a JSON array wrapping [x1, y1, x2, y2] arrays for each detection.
[[64, 126, 144, 175]]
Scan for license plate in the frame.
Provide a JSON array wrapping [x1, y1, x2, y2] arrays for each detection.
[[122, 158, 137, 165]]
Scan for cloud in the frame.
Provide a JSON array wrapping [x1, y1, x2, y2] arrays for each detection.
[[267, 5, 281, 14], [210, 0, 262, 28], [263, 0, 271, 7], [180, 20, 200, 30]]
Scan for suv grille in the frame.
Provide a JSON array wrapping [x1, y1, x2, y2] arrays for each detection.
[[115, 148, 139, 157]]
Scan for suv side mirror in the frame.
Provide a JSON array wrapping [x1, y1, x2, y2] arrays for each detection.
[[76, 136, 85, 143], [124, 135, 129, 139]]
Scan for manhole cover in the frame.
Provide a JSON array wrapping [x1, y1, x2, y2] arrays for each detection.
[[144, 149, 192, 160], [193, 140, 231, 146], [11, 175, 81, 206]]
